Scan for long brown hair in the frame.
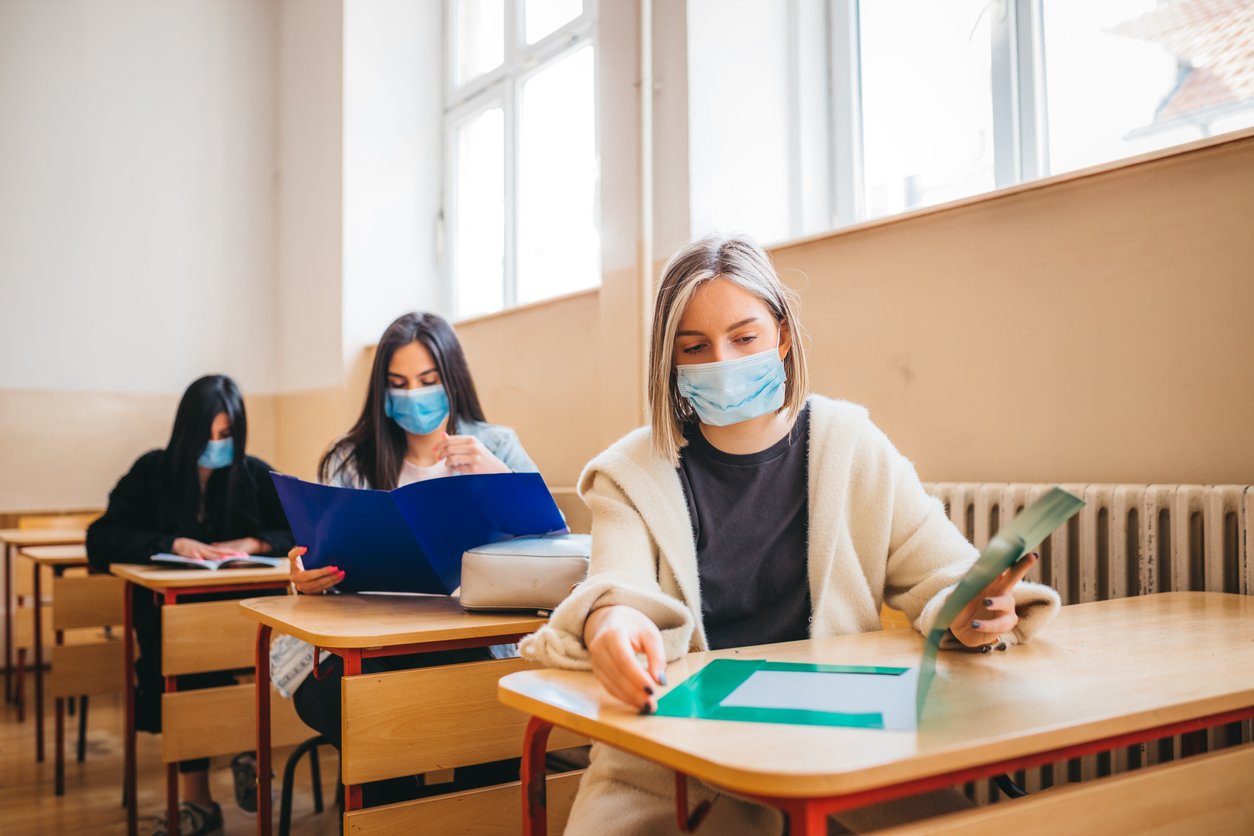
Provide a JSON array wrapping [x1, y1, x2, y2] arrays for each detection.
[[319, 312, 487, 489]]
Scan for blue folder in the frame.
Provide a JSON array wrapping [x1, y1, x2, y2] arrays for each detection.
[[270, 472, 569, 594]]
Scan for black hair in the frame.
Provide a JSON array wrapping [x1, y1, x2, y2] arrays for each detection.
[[319, 312, 487, 490], [160, 374, 248, 524]]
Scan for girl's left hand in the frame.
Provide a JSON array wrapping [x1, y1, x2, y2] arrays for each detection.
[[433, 433, 510, 475], [948, 552, 1039, 648]]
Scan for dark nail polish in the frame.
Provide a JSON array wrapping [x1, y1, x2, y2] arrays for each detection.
[[996, 642, 1008, 651], [982, 598, 993, 607], [644, 685, 654, 696], [971, 620, 982, 629], [980, 645, 991, 653], [638, 703, 655, 716]]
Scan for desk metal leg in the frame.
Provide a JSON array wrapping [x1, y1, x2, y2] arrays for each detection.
[[164, 590, 180, 836], [55, 697, 65, 795], [782, 800, 827, 836], [33, 559, 44, 762], [342, 650, 363, 814], [3, 544, 12, 703], [54, 598, 66, 796], [256, 624, 273, 836], [521, 717, 553, 836], [674, 772, 712, 833], [124, 582, 138, 835]]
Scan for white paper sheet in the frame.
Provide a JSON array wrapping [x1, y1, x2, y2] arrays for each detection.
[[719, 668, 919, 730]]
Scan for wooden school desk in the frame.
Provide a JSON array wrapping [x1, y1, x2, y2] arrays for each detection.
[[16, 544, 88, 762], [1, 528, 87, 704], [499, 591, 1254, 836], [111, 562, 292, 836], [239, 593, 549, 836]]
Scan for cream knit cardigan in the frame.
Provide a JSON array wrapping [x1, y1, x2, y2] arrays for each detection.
[[521, 396, 1061, 669]]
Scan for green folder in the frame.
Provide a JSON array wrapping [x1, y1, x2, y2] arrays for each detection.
[[655, 487, 1085, 729]]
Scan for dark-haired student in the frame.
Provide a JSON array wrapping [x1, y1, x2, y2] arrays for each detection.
[[87, 374, 294, 836], [281, 311, 538, 805]]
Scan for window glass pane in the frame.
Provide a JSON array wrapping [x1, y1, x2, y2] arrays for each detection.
[[454, 0, 504, 87], [453, 106, 505, 318], [517, 46, 600, 306], [1043, 0, 1254, 176], [525, 0, 583, 44], [859, 0, 995, 219]]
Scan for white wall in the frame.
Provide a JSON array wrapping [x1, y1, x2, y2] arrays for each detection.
[[0, 0, 279, 395], [342, 0, 446, 360], [276, 0, 346, 394]]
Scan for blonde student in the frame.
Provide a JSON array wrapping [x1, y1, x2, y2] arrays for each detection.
[[521, 235, 1061, 834], [283, 311, 538, 805]]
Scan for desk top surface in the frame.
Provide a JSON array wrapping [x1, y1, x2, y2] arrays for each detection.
[[110, 561, 291, 590], [238, 593, 548, 648], [499, 592, 1254, 799], [0, 529, 87, 548], [18, 545, 88, 565]]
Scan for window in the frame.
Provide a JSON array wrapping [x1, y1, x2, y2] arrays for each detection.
[[686, 0, 1254, 242], [445, 0, 599, 320]]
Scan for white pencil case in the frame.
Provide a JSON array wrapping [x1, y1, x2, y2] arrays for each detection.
[[459, 533, 591, 613]]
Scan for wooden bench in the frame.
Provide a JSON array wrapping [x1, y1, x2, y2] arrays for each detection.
[[341, 657, 586, 834], [877, 742, 1254, 835]]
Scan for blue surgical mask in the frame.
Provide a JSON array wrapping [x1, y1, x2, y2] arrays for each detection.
[[675, 345, 787, 427], [385, 384, 450, 436], [198, 437, 235, 470]]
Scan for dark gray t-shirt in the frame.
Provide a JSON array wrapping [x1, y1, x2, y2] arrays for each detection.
[[677, 405, 811, 651]]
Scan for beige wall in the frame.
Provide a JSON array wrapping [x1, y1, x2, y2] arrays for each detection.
[[771, 132, 1254, 485], [456, 291, 604, 489], [406, 131, 1254, 492], [0, 391, 278, 513], [5, 126, 1251, 512]]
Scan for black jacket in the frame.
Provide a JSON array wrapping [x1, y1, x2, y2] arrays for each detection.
[[87, 449, 294, 571]]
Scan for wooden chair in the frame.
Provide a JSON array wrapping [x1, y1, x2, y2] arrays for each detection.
[[876, 742, 1254, 835], [48, 573, 126, 794], [340, 657, 587, 834], [160, 600, 314, 823]]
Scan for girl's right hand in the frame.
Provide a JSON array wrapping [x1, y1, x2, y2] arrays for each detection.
[[584, 605, 667, 713], [171, 537, 246, 560], [288, 547, 346, 595]]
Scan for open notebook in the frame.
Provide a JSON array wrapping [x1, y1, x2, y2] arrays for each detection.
[[655, 487, 1085, 731], [149, 553, 285, 571]]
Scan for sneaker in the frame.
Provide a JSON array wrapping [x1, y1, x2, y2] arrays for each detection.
[[231, 751, 277, 814], [231, 751, 258, 813], [149, 801, 223, 836]]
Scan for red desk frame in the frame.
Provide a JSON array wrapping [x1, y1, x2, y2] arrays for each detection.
[[121, 579, 291, 836], [518, 707, 1254, 835]]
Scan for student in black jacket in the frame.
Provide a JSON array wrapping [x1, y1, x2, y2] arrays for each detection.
[[87, 374, 293, 835]]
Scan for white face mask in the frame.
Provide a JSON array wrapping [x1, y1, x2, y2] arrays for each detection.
[[675, 343, 786, 426]]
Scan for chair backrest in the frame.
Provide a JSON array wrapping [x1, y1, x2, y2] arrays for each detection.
[[340, 656, 587, 834], [17, 512, 100, 531], [49, 574, 126, 698], [162, 600, 257, 676], [344, 769, 584, 835], [53, 575, 124, 631], [340, 656, 586, 785], [159, 597, 312, 764]]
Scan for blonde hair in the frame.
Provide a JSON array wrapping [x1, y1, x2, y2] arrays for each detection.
[[648, 235, 809, 464]]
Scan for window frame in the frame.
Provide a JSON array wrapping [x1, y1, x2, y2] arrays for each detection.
[[443, 0, 599, 320]]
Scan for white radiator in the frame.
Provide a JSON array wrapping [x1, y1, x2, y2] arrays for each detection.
[[922, 483, 1252, 802]]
